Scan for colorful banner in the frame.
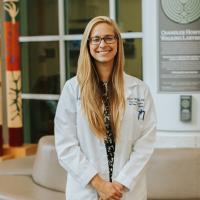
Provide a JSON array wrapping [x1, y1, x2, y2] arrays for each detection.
[[0, 6, 3, 155], [3, 0, 23, 146], [0, 55, 3, 155]]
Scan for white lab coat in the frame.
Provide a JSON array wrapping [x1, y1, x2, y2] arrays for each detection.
[[54, 73, 156, 200]]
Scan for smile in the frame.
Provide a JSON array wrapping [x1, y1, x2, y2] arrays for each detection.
[[97, 50, 111, 53]]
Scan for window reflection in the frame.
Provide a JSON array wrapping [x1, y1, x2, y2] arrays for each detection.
[[64, 0, 109, 34], [65, 40, 80, 79], [20, 0, 58, 36], [23, 99, 57, 143], [116, 0, 141, 32], [124, 39, 142, 79], [21, 42, 60, 94]]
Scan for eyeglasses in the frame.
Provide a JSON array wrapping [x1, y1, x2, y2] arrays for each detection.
[[89, 35, 117, 45]]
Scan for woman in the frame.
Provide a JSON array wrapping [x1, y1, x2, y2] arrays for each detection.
[[54, 16, 156, 200]]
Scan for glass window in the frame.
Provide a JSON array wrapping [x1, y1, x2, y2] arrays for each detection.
[[116, 0, 141, 32], [124, 39, 142, 79], [65, 40, 80, 79], [18, 0, 143, 144], [64, 0, 109, 34], [23, 99, 57, 143], [21, 41, 60, 94], [20, 0, 58, 36]]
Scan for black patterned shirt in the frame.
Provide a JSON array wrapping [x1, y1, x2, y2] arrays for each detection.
[[101, 81, 115, 182]]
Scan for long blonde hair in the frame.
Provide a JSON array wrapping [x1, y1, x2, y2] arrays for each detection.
[[77, 16, 125, 140]]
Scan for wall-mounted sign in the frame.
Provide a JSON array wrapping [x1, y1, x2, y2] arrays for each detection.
[[159, 0, 200, 92]]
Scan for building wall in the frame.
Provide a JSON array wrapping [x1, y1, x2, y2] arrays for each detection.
[[143, 0, 200, 148]]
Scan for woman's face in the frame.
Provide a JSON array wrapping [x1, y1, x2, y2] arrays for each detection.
[[89, 23, 118, 66]]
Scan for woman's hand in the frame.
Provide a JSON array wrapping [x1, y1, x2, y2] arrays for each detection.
[[98, 181, 123, 200], [112, 181, 124, 193], [90, 175, 123, 200]]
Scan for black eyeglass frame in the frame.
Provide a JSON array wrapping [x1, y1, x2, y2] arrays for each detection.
[[88, 35, 118, 45]]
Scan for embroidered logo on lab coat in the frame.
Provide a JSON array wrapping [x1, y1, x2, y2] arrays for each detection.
[[127, 97, 145, 120]]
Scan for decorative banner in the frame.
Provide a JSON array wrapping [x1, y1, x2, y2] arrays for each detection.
[[3, 0, 23, 146], [159, 0, 200, 92], [0, 7, 3, 155], [0, 57, 3, 156]]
